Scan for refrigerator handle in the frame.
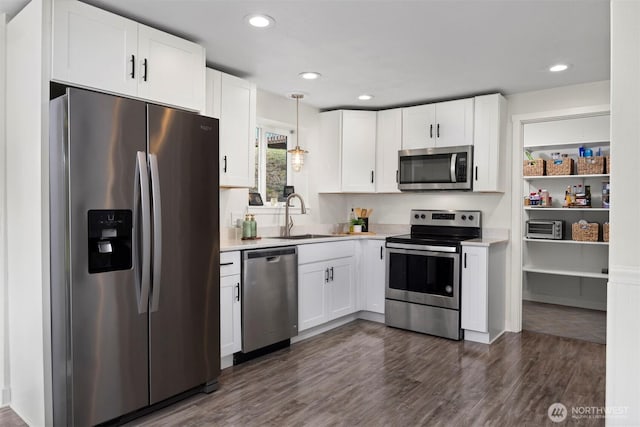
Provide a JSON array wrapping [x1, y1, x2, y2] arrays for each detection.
[[149, 154, 163, 313], [135, 152, 151, 314]]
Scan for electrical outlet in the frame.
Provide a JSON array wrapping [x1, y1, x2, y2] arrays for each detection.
[[231, 211, 243, 228]]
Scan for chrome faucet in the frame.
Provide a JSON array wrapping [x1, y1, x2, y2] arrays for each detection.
[[284, 193, 307, 237]]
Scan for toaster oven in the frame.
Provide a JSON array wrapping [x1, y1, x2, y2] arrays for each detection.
[[526, 220, 564, 239]]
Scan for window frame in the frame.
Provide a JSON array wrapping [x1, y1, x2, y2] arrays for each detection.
[[254, 122, 295, 205]]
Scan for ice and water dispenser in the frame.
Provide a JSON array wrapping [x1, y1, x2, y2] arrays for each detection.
[[88, 210, 133, 273]]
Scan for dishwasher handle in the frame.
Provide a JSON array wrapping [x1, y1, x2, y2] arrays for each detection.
[[244, 246, 297, 260]]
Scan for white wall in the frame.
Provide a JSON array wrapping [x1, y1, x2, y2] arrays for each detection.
[[607, 1, 640, 424], [6, 0, 52, 425], [0, 11, 9, 408]]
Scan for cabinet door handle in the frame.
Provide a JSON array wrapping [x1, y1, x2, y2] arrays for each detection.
[[223, 155, 228, 173], [371, 170, 374, 183], [235, 283, 240, 301], [325, 268, 329, 283], [330, 267, 334, 281], [130, 54, 135, 79], [220, 262, 234, 266], [429, 124, 433, 139], [380, 246, 384, 260], [142, 58, 148, 82], [464, 253, 467, 269], [475, 166, 478, 181], [437, 123, 440, 138]]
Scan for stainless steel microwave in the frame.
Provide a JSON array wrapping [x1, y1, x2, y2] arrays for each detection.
[[397, 145, 473, 191]]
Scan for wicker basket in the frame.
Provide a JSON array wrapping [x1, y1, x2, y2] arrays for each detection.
[[605, 156, 611, 174], [523, 159, 545, 176], [577, 157, 605, 175], [603, 223, 609, 242], [572, 222, 599, 242], [547, 158, 574, 176]]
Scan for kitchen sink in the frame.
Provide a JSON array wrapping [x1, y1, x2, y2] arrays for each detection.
[[270, 234, 337, 240]]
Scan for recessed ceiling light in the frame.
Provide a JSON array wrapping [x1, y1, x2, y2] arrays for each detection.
[[358, 94, 374, 101], [549, 64, 569, 72], [299, 72, 321, 80], [245, 14, 275, 28]]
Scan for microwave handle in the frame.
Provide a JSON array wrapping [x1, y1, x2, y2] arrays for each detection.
[[450, 153, 457, 183]]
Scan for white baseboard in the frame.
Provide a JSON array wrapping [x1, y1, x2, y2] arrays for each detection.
[[292, 314, 359, 344], [523, 294, 607, 311], [357, 310, 385, 323], [220, 355, 233, 370]]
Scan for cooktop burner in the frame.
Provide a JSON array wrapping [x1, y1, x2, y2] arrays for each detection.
[[386, 209, 482, 247], [386, 233, 477, 247]]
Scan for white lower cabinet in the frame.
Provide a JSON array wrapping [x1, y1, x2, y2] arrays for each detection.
[[363, 240, 385, 314], [220, 275, 241, 357], [461, 243, 506, 344], [220, 251, 241, 357], [298, 242, 356, 332]]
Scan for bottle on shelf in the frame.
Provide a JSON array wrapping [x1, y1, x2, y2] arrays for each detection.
[[249, 214, 257, 238], [564, 186, 572, 208], [585, 185, 592, 207], [242, 214, 252, 239]]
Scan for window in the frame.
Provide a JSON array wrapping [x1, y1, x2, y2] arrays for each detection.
[[251, 125, 293, 203]]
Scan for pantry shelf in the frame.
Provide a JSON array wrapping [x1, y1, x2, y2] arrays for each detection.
[[522, 266, 608, 280], [524, 174, 609, 181], [523, 238, 609, 246], [524, 207, 609, 212]]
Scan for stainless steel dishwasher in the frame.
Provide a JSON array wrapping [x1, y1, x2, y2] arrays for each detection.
[[241, 246, 298, 353]]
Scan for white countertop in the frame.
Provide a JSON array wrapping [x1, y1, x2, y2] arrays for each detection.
[[221, 233, 387, 252], [461, 237, 509, 247]]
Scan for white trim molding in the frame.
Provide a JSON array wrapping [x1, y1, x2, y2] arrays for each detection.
[[609, 266, 640, 287], [508, 104, 611, 333]]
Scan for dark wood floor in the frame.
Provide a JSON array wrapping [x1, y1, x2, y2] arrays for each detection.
[[0, 320, 606, 426], [523, 300, 607, 344]]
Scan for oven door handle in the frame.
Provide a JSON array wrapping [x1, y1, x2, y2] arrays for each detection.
[[450, 153, 458, 183], [386, 242, 458, 253]]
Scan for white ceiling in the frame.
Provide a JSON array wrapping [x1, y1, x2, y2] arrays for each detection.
[[0, 0, 28, 17], [83, 0, 608, 110]]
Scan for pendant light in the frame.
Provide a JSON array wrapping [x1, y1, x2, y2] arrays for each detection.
[[288, 93, 308, 172]]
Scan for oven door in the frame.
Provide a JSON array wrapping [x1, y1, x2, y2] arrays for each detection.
[[385, 244, 460, 310]]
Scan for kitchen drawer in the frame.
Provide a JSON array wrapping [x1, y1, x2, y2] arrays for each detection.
[[298, 240, 355, 265], [220, 251, 241, 277]]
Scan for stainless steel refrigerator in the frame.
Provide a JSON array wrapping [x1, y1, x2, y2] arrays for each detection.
[[49, 88, 220, 426]]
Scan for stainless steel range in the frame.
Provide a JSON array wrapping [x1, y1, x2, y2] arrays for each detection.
[[385, 209, 481, 340]]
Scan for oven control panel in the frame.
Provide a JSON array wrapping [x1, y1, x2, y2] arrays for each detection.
[[410, 210, 481, 228]]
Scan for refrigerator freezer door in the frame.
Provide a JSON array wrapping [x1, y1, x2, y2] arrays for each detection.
[[147, 104, 220, 404], [51, 88, 150, 426]]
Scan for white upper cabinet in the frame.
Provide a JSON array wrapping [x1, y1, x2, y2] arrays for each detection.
[[401, 104, 435, 149], [402, 98, 474, 149], [52, 0, 205, 111], [473, 94, 507, 193], [216, 72, 256, 188], [318, 110, 376, 193], [52, 0, 138, 97], [341, 111, 377, 193], [136, 25, 205, 112], [317, 110, 343, 193], [375, 109, 402, 193]]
